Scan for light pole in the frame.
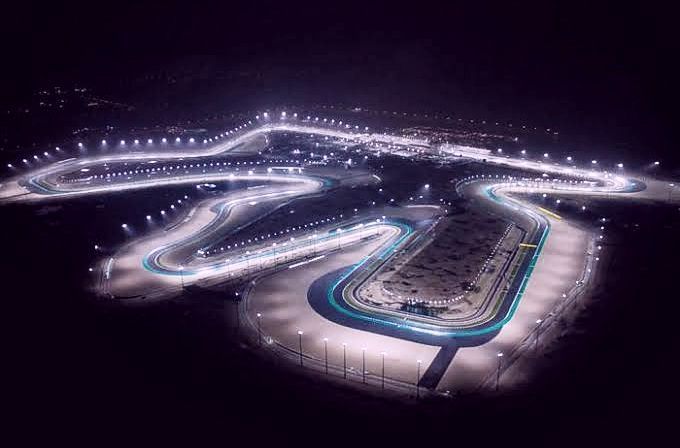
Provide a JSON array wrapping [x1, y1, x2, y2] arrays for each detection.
[[256, 313, 262, 346], [298, 330, 304, 367], [362, 348, 366, 384], [178, 265, 184, 289], [342, 343, 347, 379], [416, 360, 422, 399], [535, 319, 543, 353], [496, 352, 504, 392], [381, 352, 386, 390], [323, 338, 329, 374]]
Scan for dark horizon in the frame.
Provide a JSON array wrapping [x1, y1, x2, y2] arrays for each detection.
[[2, 3, 677, 159]]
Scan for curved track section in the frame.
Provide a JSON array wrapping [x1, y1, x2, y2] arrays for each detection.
[[2, 119, 675, 392]]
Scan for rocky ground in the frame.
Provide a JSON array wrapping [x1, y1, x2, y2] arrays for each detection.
[[359, 206, 521, 318]]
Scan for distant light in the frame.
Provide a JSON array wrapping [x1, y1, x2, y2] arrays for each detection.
[[189, 138, 195, 143], [424, 184, 430, 189], [175, 137, 181, 143], [101, 139, 107, 145], [654, 161, 660, 165], [591, 160, 597, 164], [120, 140, 126, 145], [121, 223, 128, 228], [43, 152, 48, 156], [617, 163, 624, 168], [146, 215, 151, 220], [147, 139, 153, 144], [78, 142, 83, 148], [566, 156, 572, 161], [497, 148, 502, 153], [134, 139, 140, 145], [7, 163, 13, 168], [521, 150, 526, 155], [543, 153, 549, 158], [161, 138, 167, 143]]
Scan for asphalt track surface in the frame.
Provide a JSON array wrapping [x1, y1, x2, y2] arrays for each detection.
[[2, 119, 675, 393]]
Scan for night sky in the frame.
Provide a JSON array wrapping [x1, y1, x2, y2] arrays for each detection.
[[2, 2, 676, 159]]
